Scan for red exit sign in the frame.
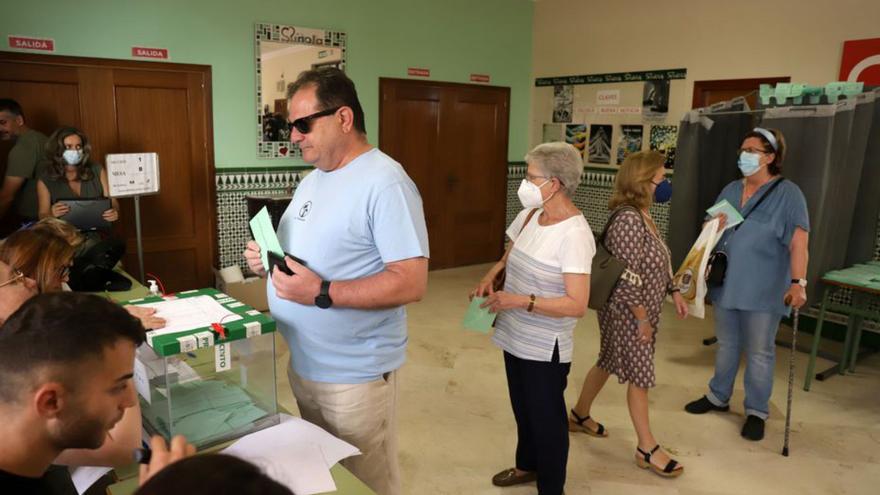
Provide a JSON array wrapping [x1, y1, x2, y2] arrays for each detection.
[[407, 67, 430, 77], [8, 35, 55, 52], [470, 74, 490, 83], [132, 46, 169, 59]]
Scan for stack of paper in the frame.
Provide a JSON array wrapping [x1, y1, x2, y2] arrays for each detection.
[[223, 414, 361, 495], [166, 380, 269, 445], [140, 295, 243, 343]]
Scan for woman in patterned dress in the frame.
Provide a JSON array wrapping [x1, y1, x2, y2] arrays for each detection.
[[569, 150, 689, 478]]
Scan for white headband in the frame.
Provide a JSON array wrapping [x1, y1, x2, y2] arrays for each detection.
[[752, 127, 778, 151]]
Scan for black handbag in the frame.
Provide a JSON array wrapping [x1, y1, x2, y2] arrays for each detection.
[[588, 206, 642, 311], [68, 237, 132, 292], [705, 178, 785, 288]]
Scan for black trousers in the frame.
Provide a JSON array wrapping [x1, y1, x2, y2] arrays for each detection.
[[504, 344, 571, 495]]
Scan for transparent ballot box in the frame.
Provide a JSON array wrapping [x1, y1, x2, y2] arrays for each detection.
[[128, 288, 279, 449]]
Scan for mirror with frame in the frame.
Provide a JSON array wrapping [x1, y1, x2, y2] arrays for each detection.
[[255, 22, 346, 158]]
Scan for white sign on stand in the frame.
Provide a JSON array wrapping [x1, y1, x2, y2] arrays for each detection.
[[106, 153, 160, 198], [106, 153, 161, 283]]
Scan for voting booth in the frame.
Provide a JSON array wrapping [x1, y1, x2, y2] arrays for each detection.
[[127, 288, 280, 449]]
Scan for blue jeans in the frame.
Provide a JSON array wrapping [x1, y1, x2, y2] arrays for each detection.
[[706, 307, 781, 420]]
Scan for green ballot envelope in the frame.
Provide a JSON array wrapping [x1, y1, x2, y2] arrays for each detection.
[[462, 296, 497, 333], [249, 206, 285, 271], [706, 199, 744, 231]]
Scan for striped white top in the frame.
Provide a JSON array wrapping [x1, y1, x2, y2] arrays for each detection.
[[492, 209, 595, 363]]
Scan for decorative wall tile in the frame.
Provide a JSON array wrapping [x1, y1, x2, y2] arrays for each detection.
[[215, 169, 304, 270]]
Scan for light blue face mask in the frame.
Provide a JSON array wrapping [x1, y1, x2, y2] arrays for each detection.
[[62, 149, 83, 166], [738, 151, 762, 177]]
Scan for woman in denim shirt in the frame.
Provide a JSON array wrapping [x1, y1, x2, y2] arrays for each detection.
[[685, 128, 809, 441]]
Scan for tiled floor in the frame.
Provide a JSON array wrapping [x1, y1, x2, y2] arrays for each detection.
[[274, 263, 880, 495]]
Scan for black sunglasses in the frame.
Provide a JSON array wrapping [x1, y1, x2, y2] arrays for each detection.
[[287, 107, 341, 134]]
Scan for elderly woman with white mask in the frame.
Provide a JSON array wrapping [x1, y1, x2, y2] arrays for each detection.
[[471, 142, 594, 495]]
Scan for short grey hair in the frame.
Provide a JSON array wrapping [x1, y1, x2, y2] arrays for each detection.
[[524, 142, 582, 196]]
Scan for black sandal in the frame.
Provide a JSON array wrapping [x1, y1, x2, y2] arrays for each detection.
[[635, 445, 683, 478], [568, 409, 608, 437]]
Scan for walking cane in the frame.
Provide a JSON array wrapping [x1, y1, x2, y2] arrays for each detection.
[[782, 295, 799, 457]]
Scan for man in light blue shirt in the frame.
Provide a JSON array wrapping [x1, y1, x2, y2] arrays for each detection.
[[244, 68, 428, 495]]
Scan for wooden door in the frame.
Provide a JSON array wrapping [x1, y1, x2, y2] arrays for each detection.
[[111, 68, 215, 290], [692, 77, 791, 109], [379, 78, 509, 270], [0, 52, 216, 291]]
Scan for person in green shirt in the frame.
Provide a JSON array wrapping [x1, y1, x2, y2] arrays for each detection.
[[0, 99, 48, 225]]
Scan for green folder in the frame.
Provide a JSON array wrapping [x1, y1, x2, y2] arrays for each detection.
[[249, 206, 285, 271], [462, 296, 497, 333]]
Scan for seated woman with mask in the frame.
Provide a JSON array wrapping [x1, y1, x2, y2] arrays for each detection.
[[36, 126, 119, 223]]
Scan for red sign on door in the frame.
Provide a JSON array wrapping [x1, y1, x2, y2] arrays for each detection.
[[839, 38, 880, 85], [8, 36, 55, 52], [470, 74, 490, 83], [132, 47, 169, 60], [407, 68, 430, 78]]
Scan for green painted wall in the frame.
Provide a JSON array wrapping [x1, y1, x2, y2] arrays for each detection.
[[1, 0, 533, 168]]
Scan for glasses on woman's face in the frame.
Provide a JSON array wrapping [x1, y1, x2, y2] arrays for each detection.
[[287, 107, 342, 134], [0, 269, 25, 288], [58, 264, 71, 280], [526, 172, 550, 183], [738, 147, 771, 156]]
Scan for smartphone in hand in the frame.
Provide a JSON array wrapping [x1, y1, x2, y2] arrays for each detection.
[[267, 251, 306, 276]]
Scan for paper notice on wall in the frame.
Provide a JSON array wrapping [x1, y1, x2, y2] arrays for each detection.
[[542, 123, 565, 143], [596, 89, 620, 106], [106, 153, 160, 197], [553, 85, 573, 123]]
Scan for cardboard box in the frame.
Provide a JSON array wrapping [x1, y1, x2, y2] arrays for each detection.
[[213, 268, 268, 312]]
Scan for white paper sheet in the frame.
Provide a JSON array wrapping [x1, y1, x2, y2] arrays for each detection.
[[141, 295, 242, 343], [222, 414, 361, 495], [69, 466, 112, 495], [245, 442, 336, 494]]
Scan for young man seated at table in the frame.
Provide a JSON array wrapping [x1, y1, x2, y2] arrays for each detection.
[[0, 293, 193, 493]]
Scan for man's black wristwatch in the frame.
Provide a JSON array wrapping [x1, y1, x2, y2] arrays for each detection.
[[315, 280, 333, 309]]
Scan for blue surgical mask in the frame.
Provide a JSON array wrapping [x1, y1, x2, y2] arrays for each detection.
[[738, 151, 762, 177], [63, 149, 83, 166], [653, 178, 672, 203]]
